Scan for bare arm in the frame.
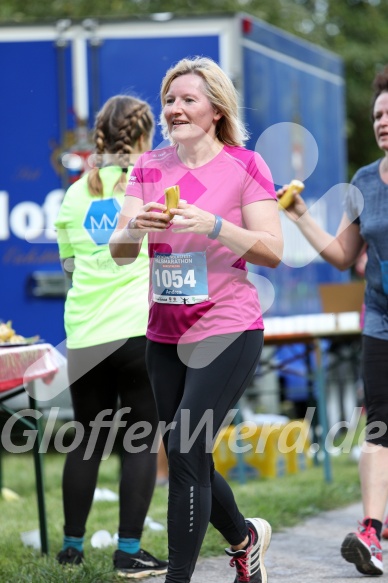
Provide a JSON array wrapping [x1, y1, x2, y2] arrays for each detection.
[[277, 184, 364, 270], [295, 210, 364, 270], [170, 199, 283, 267], [109, 196, 170, 265], [218, 200, 283, 267]]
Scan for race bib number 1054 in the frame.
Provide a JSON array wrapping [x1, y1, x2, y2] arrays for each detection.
[[152, 251, 209, 305]]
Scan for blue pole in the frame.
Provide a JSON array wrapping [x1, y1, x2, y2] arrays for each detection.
[[315, 339, 332, 482]]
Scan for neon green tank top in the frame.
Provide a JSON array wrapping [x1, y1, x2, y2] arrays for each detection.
[[55, 166, 149, 348]]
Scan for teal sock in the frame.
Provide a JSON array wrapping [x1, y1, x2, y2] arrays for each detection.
[[63, 535, 84, 552], [118, 537, 140, 554]]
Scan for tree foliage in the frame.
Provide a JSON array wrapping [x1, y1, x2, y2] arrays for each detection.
[[2, 0, 388, 177]]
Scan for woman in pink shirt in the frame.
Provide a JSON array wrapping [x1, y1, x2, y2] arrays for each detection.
[[110, 56, 283, 583]]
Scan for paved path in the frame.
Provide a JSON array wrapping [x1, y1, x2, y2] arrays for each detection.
[[150, 501, 388, 582]]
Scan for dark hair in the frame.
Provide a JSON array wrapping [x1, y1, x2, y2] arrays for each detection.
[[87, 95, 154, 196], [371, 66, 388, 119]]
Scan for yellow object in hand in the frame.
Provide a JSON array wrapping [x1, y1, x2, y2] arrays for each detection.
[[278, 179, 305, 210], [164, 185, 180, 218]]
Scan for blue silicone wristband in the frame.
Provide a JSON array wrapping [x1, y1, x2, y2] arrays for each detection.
[[207, 215, 223, 240]]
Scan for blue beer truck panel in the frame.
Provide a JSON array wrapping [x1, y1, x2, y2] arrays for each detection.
[[93, 35, 220, 147], [242, 18, 347, 315], [0, 14, 348, 347], [0, 39, 73, 346]]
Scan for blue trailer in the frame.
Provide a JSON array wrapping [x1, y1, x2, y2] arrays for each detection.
[[0, 13, 347, 347]]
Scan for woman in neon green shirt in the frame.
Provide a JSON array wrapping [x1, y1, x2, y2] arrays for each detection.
[[55, 95, 167, 578]]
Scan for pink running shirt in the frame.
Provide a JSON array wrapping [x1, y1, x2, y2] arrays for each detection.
[[126, 145, 277, 344]]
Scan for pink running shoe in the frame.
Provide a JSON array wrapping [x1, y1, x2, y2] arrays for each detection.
[[341, 518, 383, 576], [382, 516, 388, 540]]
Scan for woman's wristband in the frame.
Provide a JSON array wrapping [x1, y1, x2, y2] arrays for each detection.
[[207, 215, 223, 240], [125, 218, 143, 241]]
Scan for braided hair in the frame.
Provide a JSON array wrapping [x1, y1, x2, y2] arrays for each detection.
[[87, 95, 154, 197]]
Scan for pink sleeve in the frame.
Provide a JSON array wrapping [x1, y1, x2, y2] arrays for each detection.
[[125, 161, 144, 200], [125, 154, 164, 202], [241, 152, 276, 206]]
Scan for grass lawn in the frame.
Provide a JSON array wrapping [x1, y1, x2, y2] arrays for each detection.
[[0, 450, 360, 582]]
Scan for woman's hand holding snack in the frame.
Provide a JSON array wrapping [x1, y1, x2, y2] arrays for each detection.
[[277, 181, 308, 221]]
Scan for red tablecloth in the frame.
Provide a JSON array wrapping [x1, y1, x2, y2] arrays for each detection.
[[0, 343, 62, 392]]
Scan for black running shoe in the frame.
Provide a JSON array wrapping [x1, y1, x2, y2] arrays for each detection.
[[225, 518, 272, 583], [56, 546, 84, 565], [113, 548, 168, 579]]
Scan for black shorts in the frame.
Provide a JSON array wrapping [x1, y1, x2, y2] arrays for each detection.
[[362, 334, 388, 446]]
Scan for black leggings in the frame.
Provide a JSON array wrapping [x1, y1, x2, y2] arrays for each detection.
[[362, 334, 388, 446], [63, 336, 158, 539], [146, 330, 264, 583]]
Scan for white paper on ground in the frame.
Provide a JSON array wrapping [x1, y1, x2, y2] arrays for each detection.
[[145, 516, 165, 531], [93, 487, 119, 501], [20, 529, 41, 549], [1, 487, 21, 501], [90, 530, 115, 548], [90, 516, 165, 549]]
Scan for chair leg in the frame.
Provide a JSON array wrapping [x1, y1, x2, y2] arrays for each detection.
[[28, 388, 49, 555]]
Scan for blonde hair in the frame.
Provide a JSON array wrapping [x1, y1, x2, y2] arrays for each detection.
[[87, 95, 154, 197], [159, 57, 249, 146]]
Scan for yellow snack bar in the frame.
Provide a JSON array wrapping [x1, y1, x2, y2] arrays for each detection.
[[278, 179, 305, 210], [164, 185, 180, 218]]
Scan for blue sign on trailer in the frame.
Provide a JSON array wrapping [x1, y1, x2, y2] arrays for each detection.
[[94, 35, 220, 148], [241, 17, 348, 316], [0, 14, 348, 347], [0, 37, 72, 346]]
